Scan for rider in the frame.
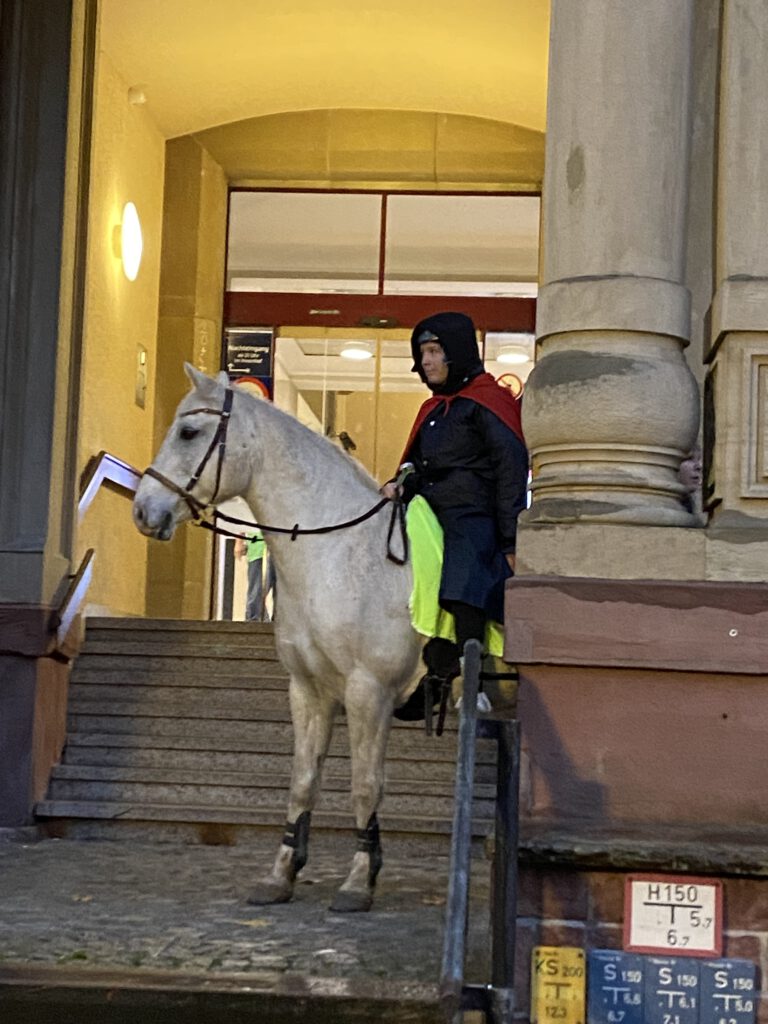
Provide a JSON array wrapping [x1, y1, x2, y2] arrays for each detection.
[[383, 312, 528, 719]]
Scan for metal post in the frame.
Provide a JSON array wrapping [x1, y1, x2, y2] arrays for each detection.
[[490, 719, 520, 1024], [440, 638, 482, 1023]]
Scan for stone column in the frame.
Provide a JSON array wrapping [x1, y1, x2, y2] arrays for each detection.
[[0, 0, 85, 825], [523, 0, 700, 529], [706, 1, 768, 539]]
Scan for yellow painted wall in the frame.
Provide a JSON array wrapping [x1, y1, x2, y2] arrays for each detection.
[[146, 136, 228, 619], [76, 49, 165, 616]]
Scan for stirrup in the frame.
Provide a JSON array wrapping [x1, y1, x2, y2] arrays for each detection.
[[424, 674, 455, 738]]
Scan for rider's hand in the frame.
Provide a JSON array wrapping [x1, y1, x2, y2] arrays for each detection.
[[381, 480, 403, 500]]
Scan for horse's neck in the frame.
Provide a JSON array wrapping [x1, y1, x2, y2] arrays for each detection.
[[240, 401, 379, 556]]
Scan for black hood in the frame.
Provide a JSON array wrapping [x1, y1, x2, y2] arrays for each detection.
[[410, 312, 484, 395]]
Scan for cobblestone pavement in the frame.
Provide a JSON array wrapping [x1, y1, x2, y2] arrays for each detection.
[[0, 835, 491, 988]]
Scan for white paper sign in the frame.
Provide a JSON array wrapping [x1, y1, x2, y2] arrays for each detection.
[[624, 875, 722, 957]]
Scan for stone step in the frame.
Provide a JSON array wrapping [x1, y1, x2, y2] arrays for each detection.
[[45, 616, 501, 851], [36, 816, 478, 857], [69, 669, 290, 688], [48, 763, 496, 802], [42, 772, 495, 817], [79, 638, 280, 658], [68, 685, 291, 713], [86, 617, 275, 634], [67, 706, 295, 728], [34, 799, 492, 838], [71, 654, 284, 676], [64, 730, 497, 764], [65, 711, 468, 741], [62, 743, 497, 783]]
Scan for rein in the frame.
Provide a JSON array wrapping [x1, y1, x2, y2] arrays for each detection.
[[142, 387, 409, 566]]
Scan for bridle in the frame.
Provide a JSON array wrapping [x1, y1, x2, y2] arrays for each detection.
[[141, 387, 408, 565], [143, 387, 234, 521]]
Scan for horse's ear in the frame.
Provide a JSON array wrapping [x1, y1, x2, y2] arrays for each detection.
[[183, 362, 218, 397], [215, 370, 230, 387]]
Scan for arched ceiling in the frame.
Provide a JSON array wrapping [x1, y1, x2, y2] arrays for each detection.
[[100, 0, 550, 140]]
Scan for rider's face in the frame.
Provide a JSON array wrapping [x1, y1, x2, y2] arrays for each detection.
[[420, 341, 448, 385]]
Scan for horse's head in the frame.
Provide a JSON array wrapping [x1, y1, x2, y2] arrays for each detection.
[[133, 363, 251, 541]]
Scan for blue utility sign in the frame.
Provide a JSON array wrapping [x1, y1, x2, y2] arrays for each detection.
[[700, 959, 757, 1024], [587, 950, 644, 1024], [644, 957, 699, 1024]]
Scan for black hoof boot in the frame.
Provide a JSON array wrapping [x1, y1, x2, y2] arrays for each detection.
[[329, 814, 382, 913]]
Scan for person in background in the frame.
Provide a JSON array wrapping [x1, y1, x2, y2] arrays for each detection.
[[234, 529, 267, 621], [382, 311, 528, 718], [679, 444, 703, 515]]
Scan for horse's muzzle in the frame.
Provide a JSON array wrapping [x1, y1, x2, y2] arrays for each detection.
[[133, 499, 175, 541]]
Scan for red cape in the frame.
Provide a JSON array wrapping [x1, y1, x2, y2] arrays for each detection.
[[399, 372, 525, 465]]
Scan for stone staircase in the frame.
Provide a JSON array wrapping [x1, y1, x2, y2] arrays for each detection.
[[36, 618, 498, 851]]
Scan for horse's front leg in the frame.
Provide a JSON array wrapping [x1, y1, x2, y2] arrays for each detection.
[[247, 676, 336, 905], [330, 672, 393, 913]]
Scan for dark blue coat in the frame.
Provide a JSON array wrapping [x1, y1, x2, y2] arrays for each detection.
[[404, 395, 529, 622]]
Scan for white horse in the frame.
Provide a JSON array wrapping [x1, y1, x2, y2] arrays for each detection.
[[133, 364, 423, 912]]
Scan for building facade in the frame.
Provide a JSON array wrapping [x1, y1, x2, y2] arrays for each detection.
[[1, 0, 767, 1014]]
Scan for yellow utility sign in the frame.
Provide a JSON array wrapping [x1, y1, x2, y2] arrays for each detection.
[[531, 946, 586, 1024]]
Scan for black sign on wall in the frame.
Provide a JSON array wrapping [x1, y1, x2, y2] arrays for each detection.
[[223, 328, 274, 379]]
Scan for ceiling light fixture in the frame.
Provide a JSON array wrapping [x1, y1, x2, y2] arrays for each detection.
[[339, 341, 374, 361], [496, 345, 531, 365], [489, 331, 534, 365]]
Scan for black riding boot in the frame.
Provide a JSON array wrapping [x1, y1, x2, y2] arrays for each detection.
[[392, 637, 461, 722], [393, 604, 487, 723]]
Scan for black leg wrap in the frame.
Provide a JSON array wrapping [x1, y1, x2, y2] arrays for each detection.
[[356, 813, 383, 889], [282, 810, 311, 880]]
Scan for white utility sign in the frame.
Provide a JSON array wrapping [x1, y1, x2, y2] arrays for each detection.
[[624, 875, 723, 958]]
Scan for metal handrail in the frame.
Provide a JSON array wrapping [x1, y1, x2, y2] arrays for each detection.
[[78, 450, 142, 521], [440, 639, 521, 1024], [51, 452, 143, 649], [52, 548, 94, 648]]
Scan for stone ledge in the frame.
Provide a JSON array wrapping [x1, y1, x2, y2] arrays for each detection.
[[504, 574, 768, 673], [0, 964, 442, 1024], [514, 823, 768, 878]]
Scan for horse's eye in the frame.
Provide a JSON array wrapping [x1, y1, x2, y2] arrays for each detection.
[[180, 426, 199, 441]]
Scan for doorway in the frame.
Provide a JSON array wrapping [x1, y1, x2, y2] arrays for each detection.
[[214, 187, 539, 621]]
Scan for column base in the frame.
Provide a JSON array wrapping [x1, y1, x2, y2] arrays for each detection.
[[517, 521, 706, 580]]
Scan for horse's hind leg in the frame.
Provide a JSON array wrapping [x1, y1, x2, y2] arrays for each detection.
[[247, 677, 336, 905], [330, 672, 393, 913]]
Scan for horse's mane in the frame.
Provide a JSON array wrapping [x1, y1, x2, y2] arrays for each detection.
[[232, 384, 382, 493]]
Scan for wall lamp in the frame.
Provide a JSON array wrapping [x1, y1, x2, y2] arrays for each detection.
[[117, 201, 143, 281]]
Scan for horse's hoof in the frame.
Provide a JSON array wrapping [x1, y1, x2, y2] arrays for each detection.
[[247, 878, 293, 905], [329, 889, 373, 913]]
